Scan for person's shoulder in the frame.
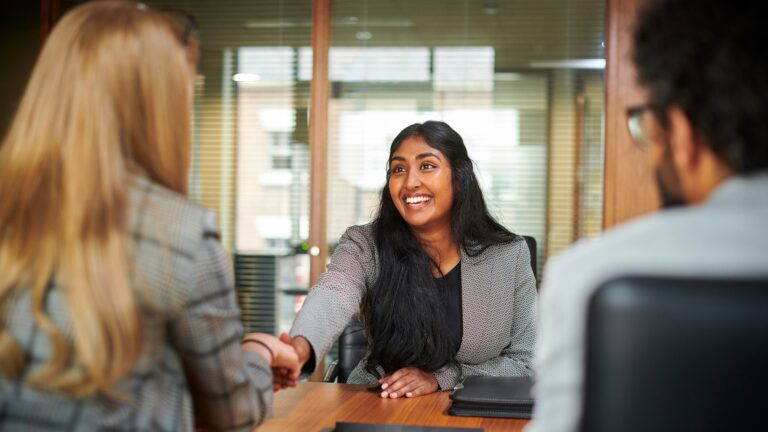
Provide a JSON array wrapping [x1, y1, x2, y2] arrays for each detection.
[[340, 222, 377, 246], [334, 222, 378, 261], [343, 222, 374, 237], [555, 206, 700, 268], [541, 207, 707, 305], [128, 176, 220, 260], [476, 235, 527, 259], [549, 213, 659, 270]]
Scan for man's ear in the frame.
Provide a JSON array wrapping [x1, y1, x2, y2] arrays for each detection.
[[666, 106, 700, 173]]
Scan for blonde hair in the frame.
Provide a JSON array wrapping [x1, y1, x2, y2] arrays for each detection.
[[0, 0, 195, 397]]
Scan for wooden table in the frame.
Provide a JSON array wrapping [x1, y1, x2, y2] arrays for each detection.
[[256, 382, 531, 431]]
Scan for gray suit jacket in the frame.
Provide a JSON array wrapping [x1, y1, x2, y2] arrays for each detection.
[[290, 223, 537, 390], [0, 176, 272, 431], [529, 172, 768, 432]]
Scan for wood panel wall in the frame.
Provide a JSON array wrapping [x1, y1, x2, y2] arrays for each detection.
[[603, 0, 659, 228], [40, 0, 63, 43], [308, 0, 331, 286]]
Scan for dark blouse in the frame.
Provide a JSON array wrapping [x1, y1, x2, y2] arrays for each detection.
[[435, 261, 463, 356]]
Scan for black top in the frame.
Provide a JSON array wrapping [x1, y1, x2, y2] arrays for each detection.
[[435, 262, 463, 356]]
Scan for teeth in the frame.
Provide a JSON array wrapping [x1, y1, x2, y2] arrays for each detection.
[[405, 196, 431, 204]]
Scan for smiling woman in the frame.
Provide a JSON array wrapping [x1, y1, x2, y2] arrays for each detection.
[[388, 135, 455, 237], [280, 120, 538, 399]]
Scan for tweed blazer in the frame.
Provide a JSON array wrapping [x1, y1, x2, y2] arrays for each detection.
[[0, 176, 272, 431], [290, 223, 537, 390]]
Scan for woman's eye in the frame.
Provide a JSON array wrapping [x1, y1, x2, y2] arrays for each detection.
[[421, 162, 436, 170], [390, 166, 405, 174]]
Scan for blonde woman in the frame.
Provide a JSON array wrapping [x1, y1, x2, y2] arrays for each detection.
[[0, 1, 298, 430]]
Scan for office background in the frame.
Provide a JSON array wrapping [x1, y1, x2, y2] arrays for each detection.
[[0, 0, 655, 342]]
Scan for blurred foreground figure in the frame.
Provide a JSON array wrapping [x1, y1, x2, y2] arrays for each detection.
[[530, 0, 768, 431], [0, 1, 298, 430]]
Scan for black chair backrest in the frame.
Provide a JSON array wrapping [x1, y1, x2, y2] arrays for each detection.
[[522, 235, 537, 283], [336, 318, 367, 383], [582, 276, 768, 432]]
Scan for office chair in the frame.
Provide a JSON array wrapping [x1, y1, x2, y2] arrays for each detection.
[[324, 235, 538, 383], [322, 318, 367, 383], [581, 276, 768, 432], [522, 235, 537, 283]]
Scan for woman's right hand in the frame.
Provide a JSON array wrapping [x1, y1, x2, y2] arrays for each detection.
[[242, 333, 301, 391], [272, 333, 312, 390]]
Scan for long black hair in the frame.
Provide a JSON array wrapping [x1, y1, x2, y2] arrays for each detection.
[[360, 120, 518, 377]]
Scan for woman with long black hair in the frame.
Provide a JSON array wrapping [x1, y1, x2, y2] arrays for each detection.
[[279, 120, 536, 398]]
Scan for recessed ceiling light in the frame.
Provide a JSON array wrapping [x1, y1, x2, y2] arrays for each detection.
[[233, 73, 261, 82], [495, 72, 522, 81], [355, 31, 372, 40], [529, 59, 606, 70], [483, 0, 499, 15]]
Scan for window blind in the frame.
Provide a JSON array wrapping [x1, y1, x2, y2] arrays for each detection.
[[67, 0, 314, 335], [64, 0, 605, 331], [327, 0, 606, 277]]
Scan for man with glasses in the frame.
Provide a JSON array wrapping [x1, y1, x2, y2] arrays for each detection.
[[529, 0, 768, 431]]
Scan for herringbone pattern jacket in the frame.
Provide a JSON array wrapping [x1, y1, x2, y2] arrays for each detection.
[[0, 176, 272, 431], [291, 223, 537, 390]]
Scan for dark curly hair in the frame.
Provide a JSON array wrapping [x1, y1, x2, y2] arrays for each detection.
[[633, 0, 768, 173], [360, 121, 519, 377]]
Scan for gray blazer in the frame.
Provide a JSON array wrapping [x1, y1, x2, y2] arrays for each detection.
[[290, 223, 537, 390], [0, 176, 272, 431]]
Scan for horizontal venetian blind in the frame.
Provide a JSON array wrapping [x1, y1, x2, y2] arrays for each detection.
[[68, 0, 315, 335], [327, 0, 606, 277]]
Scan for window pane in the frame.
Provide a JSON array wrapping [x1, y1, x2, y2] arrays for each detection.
[[329, 0, 606, 276], [86, 0, 316, 336], [64, 0, 606, 336]]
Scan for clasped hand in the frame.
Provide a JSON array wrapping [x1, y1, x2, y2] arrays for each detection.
[[241, 332, 301, 392]]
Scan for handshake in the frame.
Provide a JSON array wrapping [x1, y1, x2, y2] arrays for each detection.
[[241, 332, 312, 391], [242, 333, 439, 398]]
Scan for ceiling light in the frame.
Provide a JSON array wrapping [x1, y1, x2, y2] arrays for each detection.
[[233, 73, 261, 82], [355, 31, 372, 40], [495, 72, 522, 81], [243, 18, 412, 29], [529, 59, 606, 70], [483, 0, 499, 15]]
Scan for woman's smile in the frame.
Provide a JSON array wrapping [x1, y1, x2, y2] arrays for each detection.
[[403, 194, 433, 209], [388, 137, 454, 232]]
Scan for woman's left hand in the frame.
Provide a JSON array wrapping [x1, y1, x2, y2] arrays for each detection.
[[378, 366, 439, 398]]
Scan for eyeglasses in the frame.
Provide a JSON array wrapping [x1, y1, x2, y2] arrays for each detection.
[[626, 104, 651, 149], [153, 7, 200, 69], [137, 3, 198, 45], [158, 7, 199, 46]]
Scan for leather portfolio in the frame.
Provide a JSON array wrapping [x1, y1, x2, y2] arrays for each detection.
[[330, 422, 483, 432], [448, 375, 535, 419]]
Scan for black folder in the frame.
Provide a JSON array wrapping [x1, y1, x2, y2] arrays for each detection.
[[331, 423, 483, 432], [448, 376, 535, 419]]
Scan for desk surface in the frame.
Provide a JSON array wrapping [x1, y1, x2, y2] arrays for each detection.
[[257, 382, 531, 432]]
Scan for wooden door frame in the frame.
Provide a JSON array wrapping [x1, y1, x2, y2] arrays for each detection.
[[308, 0, 331, 287], [40, 0, 64, 43], [603, 0, 659, 228]]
